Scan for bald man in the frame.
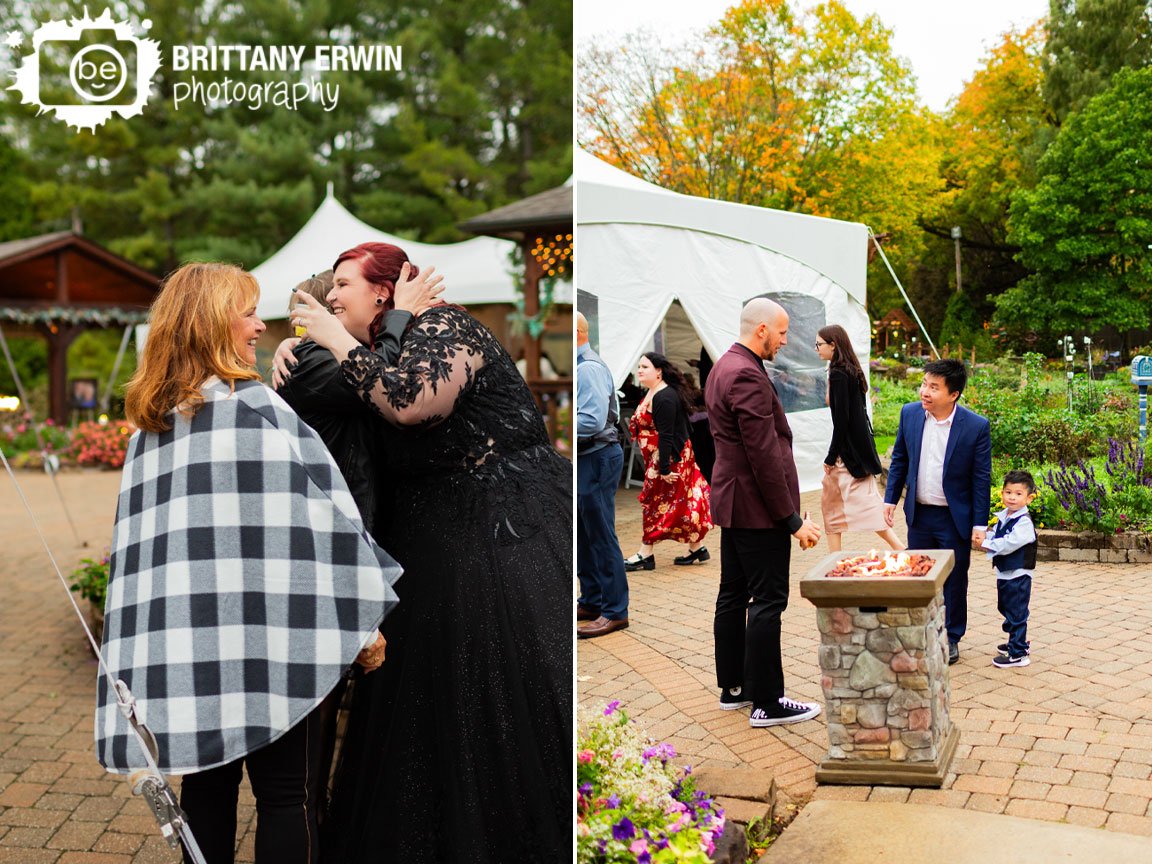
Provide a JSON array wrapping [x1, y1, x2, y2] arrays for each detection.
[[575, 312, 630, 638], [704, 298, 822, 727]]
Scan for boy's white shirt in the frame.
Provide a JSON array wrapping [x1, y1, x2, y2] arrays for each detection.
[[981, 505, 1036, 581]]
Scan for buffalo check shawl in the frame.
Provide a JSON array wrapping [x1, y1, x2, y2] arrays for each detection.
[[95, 378, 401, 775]]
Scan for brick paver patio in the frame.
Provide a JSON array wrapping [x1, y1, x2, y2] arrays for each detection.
[[0, 470, 257, 863], [579, 487, 1152, 838]]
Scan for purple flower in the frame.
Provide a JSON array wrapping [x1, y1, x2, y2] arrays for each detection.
[[641, 742, 676, 763], [579, 782, 592, 797], [607, 793, 620, 808], [603, 700, 621, 716], [612, 817, 635, 840]]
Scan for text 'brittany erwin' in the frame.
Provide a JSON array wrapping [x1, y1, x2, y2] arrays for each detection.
[[169, 44, 403, 73]]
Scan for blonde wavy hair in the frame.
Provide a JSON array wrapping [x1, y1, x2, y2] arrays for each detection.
[[125, 262, 263, 432]]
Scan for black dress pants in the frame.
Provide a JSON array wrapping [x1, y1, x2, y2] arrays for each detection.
[[714, 526, 792, 706], [179, 692, 333, 864]]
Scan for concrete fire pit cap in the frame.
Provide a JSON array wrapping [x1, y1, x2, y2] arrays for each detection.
[[799, 549, 956, 608]]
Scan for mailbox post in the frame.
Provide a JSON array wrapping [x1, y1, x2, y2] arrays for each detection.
[[1133, 356, 1152, 444]]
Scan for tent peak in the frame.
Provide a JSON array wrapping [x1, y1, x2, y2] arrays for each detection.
[[325, 180, 336, 200]]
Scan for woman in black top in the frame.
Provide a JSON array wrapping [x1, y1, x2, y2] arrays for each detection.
[[623, 352, 713, 571], [816, 325, 904, 553]]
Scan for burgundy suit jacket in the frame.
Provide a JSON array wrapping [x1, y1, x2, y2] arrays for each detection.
[[704, 342, 800, 530]]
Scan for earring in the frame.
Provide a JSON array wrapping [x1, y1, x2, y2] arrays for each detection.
[[375, 297, 384, 307]]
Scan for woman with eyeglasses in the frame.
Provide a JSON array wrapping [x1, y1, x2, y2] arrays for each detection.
[[814, 325, 905, 552]]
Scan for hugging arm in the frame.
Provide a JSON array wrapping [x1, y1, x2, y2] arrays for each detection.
[[340, 308, 485, 427]]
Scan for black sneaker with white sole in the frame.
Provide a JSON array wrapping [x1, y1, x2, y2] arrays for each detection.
[[992, 653, 1030, 668], [996, 643, 1030, 655], [719, 686, 753, 710], [749, 697, 821, 727]]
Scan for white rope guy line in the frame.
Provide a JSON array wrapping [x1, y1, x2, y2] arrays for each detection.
[[0, 446, 207, 863], [0, 320, 84, 545], [100, 324, 134, 415], [867, 228, 940, 360]]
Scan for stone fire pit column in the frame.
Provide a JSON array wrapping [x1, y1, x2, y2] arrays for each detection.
[[798, 549, 959, 787]]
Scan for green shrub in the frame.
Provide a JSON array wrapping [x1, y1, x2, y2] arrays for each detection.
[[70, 554, 109, 608], [0, 414, 70, 455]]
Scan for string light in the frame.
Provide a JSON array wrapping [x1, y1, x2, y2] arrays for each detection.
[[529, 233, 573, 277]]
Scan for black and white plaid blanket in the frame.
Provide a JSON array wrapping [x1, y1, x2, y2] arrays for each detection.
[[95, 378, 401, 774]]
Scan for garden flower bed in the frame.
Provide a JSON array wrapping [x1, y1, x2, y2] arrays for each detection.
[[0, 416, 135, 469], [578, 701, 730, 863]]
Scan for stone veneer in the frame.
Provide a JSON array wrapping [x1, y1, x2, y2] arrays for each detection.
[[1036, 529, 1152, 564], [801, 550, 959, 787], [817, 597, 951, 769]]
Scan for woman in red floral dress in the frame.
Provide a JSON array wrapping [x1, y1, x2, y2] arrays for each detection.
[[624, 352, 714, 571]]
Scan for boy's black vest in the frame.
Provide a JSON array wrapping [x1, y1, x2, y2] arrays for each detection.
[[992, 513, 1037, 572], [576, 347, 621, 453]]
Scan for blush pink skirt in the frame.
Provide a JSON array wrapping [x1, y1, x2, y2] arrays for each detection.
[[821, 459, 888, 533]]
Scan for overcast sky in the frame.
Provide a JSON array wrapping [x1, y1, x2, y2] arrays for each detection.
[[575, 0, 1050, 112]]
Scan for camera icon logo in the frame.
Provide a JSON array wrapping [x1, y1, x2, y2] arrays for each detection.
[[8, 8, 162, 132]]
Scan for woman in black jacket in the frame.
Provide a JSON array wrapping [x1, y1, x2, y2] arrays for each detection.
[[623, 352, 714, 570], [816, 325, 904, 552]]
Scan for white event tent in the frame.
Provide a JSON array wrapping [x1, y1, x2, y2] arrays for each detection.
[[251, 187, 523, 319], [577, 149, 872, 492]]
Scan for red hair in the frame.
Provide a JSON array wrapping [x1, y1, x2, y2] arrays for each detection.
[[333, 242, 419, 345]]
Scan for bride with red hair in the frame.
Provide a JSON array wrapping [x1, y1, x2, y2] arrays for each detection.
[[283, 241, 571, 863]]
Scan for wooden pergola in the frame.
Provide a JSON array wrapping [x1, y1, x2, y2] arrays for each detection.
[[0, 231, 158, 423], [459, 184, 572, 439]]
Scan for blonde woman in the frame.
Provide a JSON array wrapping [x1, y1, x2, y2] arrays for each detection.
[[97, 262, 399, 864]]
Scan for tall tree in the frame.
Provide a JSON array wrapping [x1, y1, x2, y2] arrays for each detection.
[[999, 66, 1152, 341], [0, 0, 571, 267], [916, 25, 1052, 352], [1043, 0, 1152, 124], [578, 0, 940, 318]]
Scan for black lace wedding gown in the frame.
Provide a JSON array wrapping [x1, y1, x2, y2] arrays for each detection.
[[324, 306, 572, 863]]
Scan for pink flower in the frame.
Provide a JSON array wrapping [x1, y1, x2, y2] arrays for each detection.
[[630, 839, 649, 855], [577, 749, 594, 764]]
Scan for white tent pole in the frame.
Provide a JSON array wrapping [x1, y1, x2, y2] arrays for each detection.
[[867, 229, 940, 360]]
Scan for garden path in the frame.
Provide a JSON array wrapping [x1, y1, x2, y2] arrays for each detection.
[[581, 488, 1152, 838], [0, 470, 255, 863]]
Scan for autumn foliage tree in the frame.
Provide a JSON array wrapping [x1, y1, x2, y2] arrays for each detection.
[[911, 25, 1053, 350], [578, 0, 943, 318]]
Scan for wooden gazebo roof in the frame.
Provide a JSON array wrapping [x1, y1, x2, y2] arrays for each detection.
[[0, 231, 158, 313], [0, 231, 158, 422], [458, 184, 572, 240]]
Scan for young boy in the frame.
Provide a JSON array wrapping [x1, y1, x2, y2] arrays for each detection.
[[978, 470, 1038, 668]]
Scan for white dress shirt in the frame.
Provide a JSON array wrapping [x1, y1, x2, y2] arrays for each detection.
[[915, 406, 955, 506]]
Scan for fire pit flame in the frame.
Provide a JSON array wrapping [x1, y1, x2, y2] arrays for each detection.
[[826, 550, 934, 578]]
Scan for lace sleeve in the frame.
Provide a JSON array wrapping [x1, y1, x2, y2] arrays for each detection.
[[339, 306, 488, 427]]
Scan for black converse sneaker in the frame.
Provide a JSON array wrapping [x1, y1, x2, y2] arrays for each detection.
[[749, 697, 821, 727], [996, 643, 1030, 655], [719, 686, 753, 711], [992, 653, 1030, 668]]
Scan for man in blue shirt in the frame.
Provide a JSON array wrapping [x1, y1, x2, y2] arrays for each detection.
[[576, 312, 629, 639]]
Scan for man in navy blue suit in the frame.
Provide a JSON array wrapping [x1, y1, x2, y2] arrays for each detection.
[[883, 359, 991, 665]]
